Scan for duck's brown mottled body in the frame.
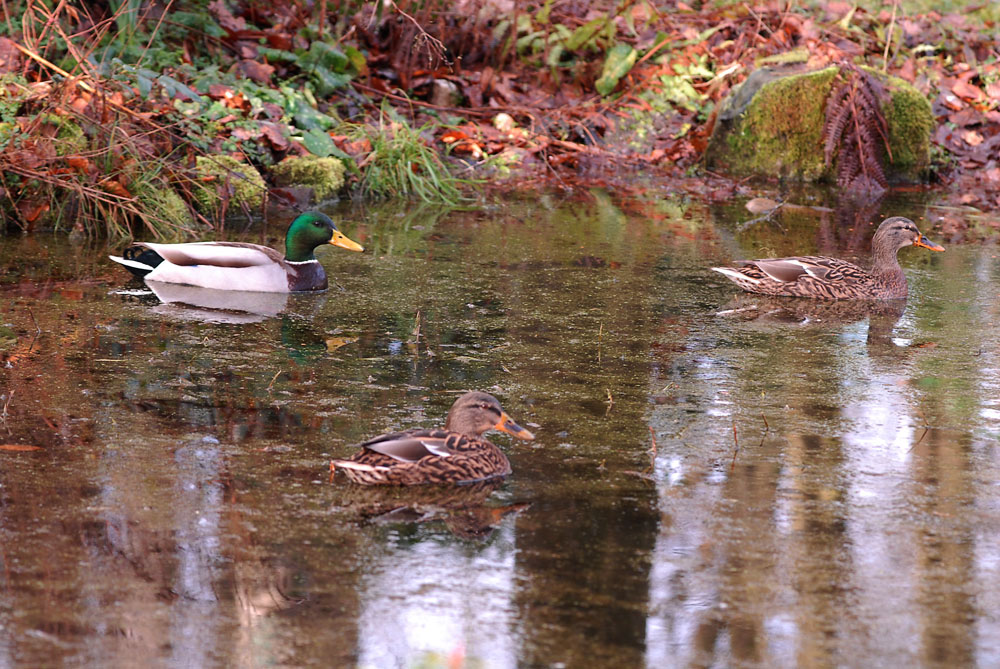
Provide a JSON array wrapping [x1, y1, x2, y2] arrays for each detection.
[[711, 217, 944, 300], [331, 392, 535, 486], [337, 428, 512, 485]]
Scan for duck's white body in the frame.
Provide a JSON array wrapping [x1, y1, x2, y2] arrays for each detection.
[[110, 241, 325, 292], [109, 211, 364, 293]]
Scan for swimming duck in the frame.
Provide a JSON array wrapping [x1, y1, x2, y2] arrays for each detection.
[[711, 216, 944, 300], [331, 392, 535, 486], [109, 211, 363, 292]]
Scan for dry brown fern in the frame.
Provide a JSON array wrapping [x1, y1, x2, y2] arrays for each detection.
[[822, 64, 891, 194]]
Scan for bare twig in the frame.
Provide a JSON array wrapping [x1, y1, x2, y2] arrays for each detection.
[[267, 370, 282, 392], [730, 419, 740, 470], [1, 389, 13, 426], [410, 310, 423, 342], [739, 201, 785, 231], [882, 0, 899, 72], [386, 0, 449, 66], [743, 2, 773, 37], [26, 307, 40, 334], [645, 425, 658, 474], [597, 321, 603, 363]]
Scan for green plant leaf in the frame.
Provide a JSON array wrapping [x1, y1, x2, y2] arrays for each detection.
[[311, 66, 352, 97], [536, 0, 554, 24], [595, 43, 637, 95], [516, 31, 545, 53], [566, 18, 606, 51], [157, 74, 204, 102], [344, 45, 367, 74], [303, 128, 336, 157], [307, 41, 349, 72], [546, 44, 565, 68]]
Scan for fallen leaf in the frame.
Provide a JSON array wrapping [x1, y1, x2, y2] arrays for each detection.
[[941, 92, 965, 111], [440, 130, 470, 144], [746, 197, 780, 213], [0, 444, 42, 451], [326, 337, 358, 351], [99, 178, 132, 199], [953, 79, 985, 102], [239, 59, 274, 84], [208, 0, 247, 33], [962, 130, 984, 146], [259, 122, 289, 150], [65, 155, 92, 172]]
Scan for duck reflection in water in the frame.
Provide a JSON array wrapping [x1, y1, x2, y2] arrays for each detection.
[[333, 479, 530, 541], [716, 294, 907, 350], [142, 281, 292, 324]]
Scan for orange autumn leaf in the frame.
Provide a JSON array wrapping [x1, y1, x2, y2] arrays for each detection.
[[0, 444, 42, 451], [440, 130, 470, 144], [100, 178, 132, 199], [65, 155, 91, 172], [962, 129, 984, 146]]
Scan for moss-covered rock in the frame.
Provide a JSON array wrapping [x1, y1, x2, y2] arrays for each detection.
[[883, 75, 934, 176], [270, 155, 345, 202], [136, 180, 194, 237], [192, 155, 266, 212], [705, 64, 933, 182]]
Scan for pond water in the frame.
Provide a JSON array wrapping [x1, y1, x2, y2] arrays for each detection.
[[1, 191, 999, 667]]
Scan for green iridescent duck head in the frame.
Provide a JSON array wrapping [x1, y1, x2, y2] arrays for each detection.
[[284, 211, 364, 262]]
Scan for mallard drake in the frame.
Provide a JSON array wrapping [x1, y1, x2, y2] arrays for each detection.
[[331, 392, 535, 486], [109, 211, 363, 292], [711, 216, 944, 300]]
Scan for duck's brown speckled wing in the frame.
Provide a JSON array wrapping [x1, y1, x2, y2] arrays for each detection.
[[334, 428, 512, 486], [716, 256, 881, 299]]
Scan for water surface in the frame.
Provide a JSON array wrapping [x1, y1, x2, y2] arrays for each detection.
[[1, 193, 998, 667]]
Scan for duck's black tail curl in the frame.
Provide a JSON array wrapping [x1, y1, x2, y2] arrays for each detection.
[[108, 246, 164, 278]]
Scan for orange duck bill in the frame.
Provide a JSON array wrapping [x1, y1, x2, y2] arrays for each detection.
[[494, 412, 535, 440], [914, 234, 945, 252]]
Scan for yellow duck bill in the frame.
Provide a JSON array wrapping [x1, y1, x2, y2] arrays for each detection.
[[330, 230, 364, 252]]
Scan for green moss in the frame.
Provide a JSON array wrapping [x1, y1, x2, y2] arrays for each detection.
[[192, 155, 266, 212], [883, 78, 934, 177], [136, 180, 194, 237], [0, 121, 15, 146], [755, 47, 809, 68], [270, 155, 345, 202], [40, 113, 87, 156]]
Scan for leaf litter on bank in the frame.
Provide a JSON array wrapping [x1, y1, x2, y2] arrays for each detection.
[[1, 1, 1000, 237]]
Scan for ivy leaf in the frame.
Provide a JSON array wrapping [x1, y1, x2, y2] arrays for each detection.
[[307, 42, 349, 72], [595, 43, 637, 96]]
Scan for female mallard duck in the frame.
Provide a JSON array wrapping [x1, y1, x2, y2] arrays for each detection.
[[711, 216, 944, 300], [331, 392, 535, 486], [109, 211, 363, 292]]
